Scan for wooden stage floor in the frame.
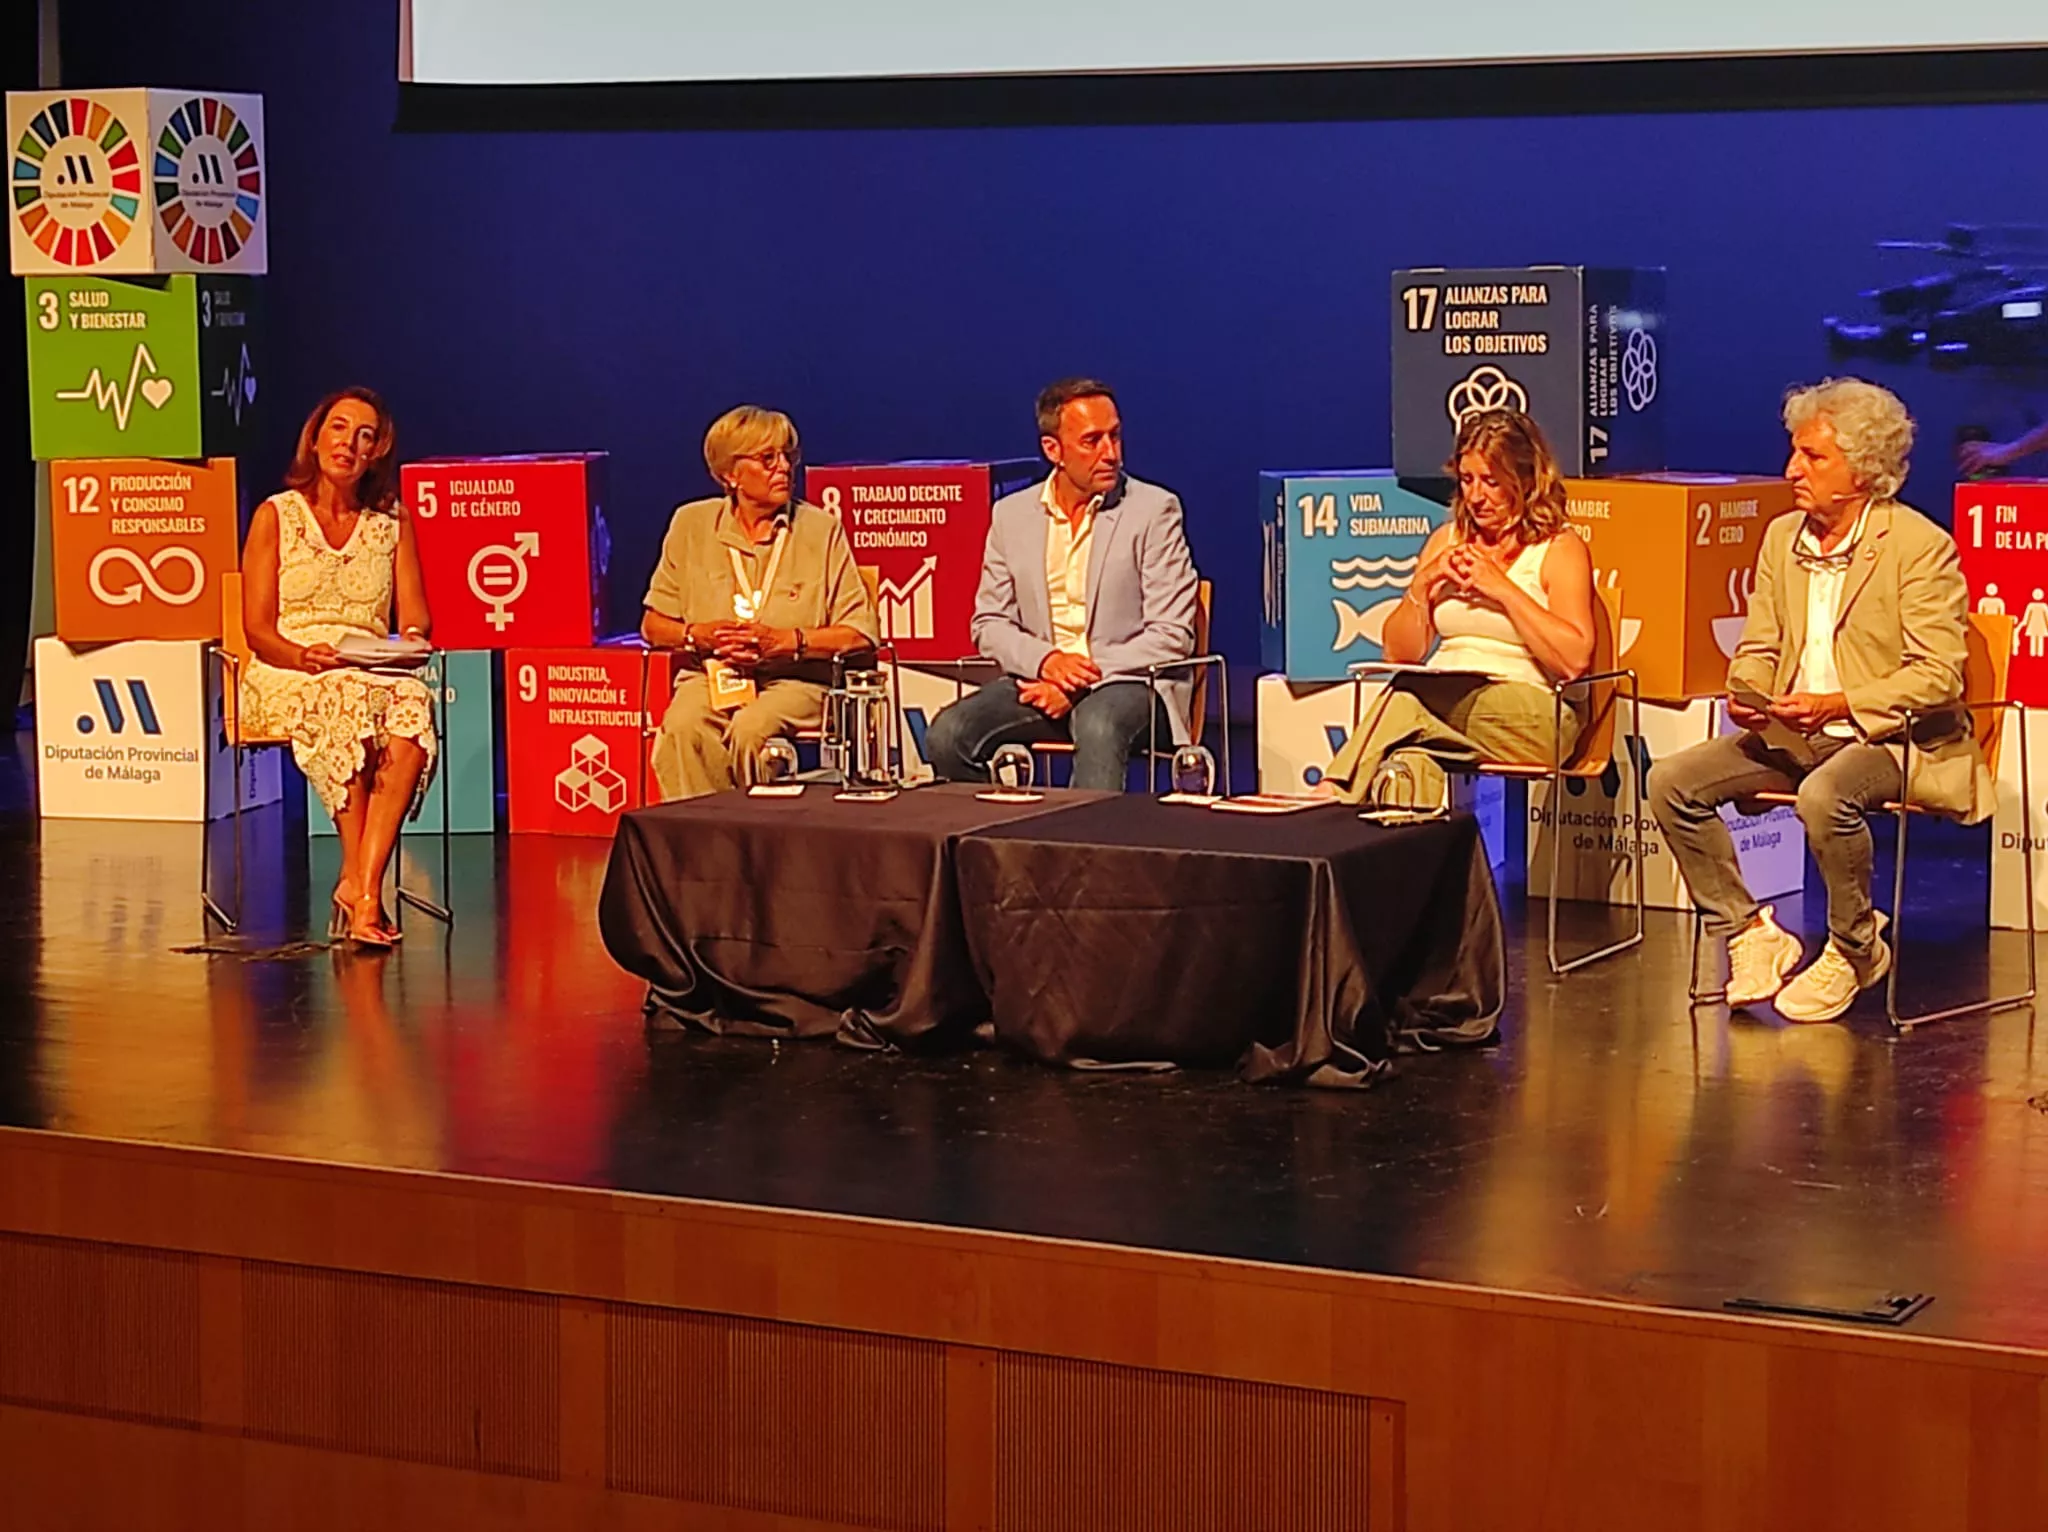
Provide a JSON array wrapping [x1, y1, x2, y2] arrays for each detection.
[[4, 765, 2047, 1528]]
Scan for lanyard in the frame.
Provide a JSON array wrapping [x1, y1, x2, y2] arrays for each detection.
[[726, 524, 789, 620]]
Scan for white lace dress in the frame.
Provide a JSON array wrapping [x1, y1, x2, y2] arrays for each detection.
[[239, 490, 439, 815]]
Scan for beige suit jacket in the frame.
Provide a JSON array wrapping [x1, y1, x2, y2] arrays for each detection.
[[1727, 500, 1991, 822]]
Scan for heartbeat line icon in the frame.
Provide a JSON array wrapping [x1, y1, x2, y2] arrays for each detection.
[[53, 344, 174, 431], [209, 343, 257, 426]]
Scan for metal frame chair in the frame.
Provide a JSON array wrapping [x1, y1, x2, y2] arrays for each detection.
[[1687, 611, 2034, 1032], [964, 579, 1227, 792], [634, 637, 905, 801], [202, 573, 453, 934], [1346, 586, 1643, 976]]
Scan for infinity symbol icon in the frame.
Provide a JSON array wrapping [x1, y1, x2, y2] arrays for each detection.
[[88, 545, 206, 607]]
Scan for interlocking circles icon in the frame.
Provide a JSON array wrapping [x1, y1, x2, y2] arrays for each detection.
[[1622, 327, 1659, 412], [88, 545, 205, 607], [1445, 365, 1529, 425], [468, 531, 540, 632]]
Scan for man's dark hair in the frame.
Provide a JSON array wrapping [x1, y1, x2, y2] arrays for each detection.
[[1035, 377, 1117, 439]]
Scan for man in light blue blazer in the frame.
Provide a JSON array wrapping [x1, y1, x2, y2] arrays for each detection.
[[925, 378, 1200, 791]]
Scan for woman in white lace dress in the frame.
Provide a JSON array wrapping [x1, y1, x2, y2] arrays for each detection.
[[241, 387, 437, 947]]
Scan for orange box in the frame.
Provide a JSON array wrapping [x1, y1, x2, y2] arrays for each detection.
[[1564, 474, 1794, 701], [49, 457, 239, 642]]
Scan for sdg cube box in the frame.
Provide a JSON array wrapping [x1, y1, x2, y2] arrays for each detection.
[[1259, 470, 1451, 682], [804, 459, 1040, 663], [1392, 266, 1666, 479], [310, 652, 496, 837], [34, 635, 280, 821], [26, 273, 263, 460], [404, 455, 610, 651], [1956, 479, 2048, 706], [8, 89, 267, 275], [1564, 474, 1790, 701], [504, 645, 672, 836], [49, 456, 240, 643]]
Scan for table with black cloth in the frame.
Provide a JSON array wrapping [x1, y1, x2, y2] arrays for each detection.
[[951, 798, 1503, 1086], [598, 784, 1108, 1045]]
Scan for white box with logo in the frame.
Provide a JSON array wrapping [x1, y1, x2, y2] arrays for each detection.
[[34, 635, 279, 821], [1989, 710, 2048, 929], [1527, 696, 1804, 910]]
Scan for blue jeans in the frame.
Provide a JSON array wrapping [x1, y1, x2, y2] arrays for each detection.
[[924, 677, 1173, 792]]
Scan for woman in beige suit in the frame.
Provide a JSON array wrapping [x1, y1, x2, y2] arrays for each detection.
[[639, 406, 878, 799]]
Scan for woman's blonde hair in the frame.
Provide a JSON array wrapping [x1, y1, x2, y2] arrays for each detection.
[[1781, 378, 1914, 501], [703, 405, 800, 490], [1445, 408, 1567, 544]]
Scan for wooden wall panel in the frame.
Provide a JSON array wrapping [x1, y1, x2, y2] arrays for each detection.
[[608, 1302, 947, 1531], [993, 1353, 1374, 1532], [0, 1230, 202, 1429], [241, 1262, 560, 1480]]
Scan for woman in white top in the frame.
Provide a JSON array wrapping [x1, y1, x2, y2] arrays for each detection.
[[1324, 408, 1597, 805], [241, 388, 437, 947]]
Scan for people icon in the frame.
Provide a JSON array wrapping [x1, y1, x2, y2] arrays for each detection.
[[2024, 588, 2048, 659], [1978, 582, 2006, 616]]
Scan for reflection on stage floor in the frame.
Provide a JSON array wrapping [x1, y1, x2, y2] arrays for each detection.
[[4, 778, 2046, 1356]]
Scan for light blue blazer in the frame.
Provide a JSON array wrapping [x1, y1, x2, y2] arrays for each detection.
[[969, 473, 1201, 743]]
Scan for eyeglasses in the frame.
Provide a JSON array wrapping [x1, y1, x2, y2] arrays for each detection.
[[734, 449, 798, 469]]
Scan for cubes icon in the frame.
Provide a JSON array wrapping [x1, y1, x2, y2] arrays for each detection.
[[555, 734, 628, 815]]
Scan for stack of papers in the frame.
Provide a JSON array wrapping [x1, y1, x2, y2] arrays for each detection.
[[334, 634, 433, 669], [1209, 794, 1324, 815]]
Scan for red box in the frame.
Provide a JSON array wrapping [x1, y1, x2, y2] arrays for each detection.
[[504, 645, 671, 836], [403, 454, 609, 650], [1956, 479, 2048, 704], [804, 459, 1039, 662]]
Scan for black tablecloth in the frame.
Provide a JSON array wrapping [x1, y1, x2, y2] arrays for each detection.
[[598, 784, 1105, 1043], [952, 798, 1503, 1086]]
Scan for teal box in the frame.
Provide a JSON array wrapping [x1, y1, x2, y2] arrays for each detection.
[[309, 651, 495, 836], [1260, 471, 1453, 683]]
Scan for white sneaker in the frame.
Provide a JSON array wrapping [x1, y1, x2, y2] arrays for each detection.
[[1775, 917, 1892, 1024], [1725, 907, 1804, 1008]]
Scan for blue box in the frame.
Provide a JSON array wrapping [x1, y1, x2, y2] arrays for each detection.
[[1391, 266, 1667, 479], [309, 650, 496, 836], [1260, 471, 1453, 682]]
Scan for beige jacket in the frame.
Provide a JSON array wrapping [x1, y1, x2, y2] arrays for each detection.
[[1728, 500, 1990, 821]]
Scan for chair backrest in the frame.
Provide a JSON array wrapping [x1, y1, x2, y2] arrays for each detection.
[[1186, 579, 1214, 748], [1559, 584, 1623, 779], [217, 571, 287, 747], [1966, 610, 2014, 776]]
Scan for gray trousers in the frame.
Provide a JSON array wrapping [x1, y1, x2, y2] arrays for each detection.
[[1646, 731, 1902, 958], [1326, 674, 1581, 806]]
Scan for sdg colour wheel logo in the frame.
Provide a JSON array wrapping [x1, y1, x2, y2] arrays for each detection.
[[11, 97, 145, 267], [153, 96, 263, 266]]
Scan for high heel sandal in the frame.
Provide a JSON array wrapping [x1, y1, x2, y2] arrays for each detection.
[[347, 893, 396, 951], [330, 885, 402, 946]]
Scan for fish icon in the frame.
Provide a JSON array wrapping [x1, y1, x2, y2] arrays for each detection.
[[1332, 596, 1403, 651]]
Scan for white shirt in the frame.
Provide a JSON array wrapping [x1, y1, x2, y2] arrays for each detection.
[[1793, 504, 1869, 739], [1041, 476, 1099, 659]]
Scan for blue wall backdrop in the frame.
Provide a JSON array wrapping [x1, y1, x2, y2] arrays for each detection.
[[59, 3, 2048, 683]]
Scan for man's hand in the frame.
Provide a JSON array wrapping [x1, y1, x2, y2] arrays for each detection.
[[1726, 694, 1772, 732], [1039, 650, 1101, 692], [1770, 691, 1852, 734], [1018, 679, 1074, 719]]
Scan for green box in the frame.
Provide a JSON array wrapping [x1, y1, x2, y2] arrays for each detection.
[[25, 273, 262, 461]]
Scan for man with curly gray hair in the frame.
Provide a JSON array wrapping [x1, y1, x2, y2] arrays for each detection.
[[1648, 377, 1991, 1023]]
